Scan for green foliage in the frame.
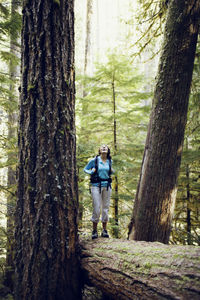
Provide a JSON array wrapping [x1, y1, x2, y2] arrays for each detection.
[[0, 1, 21, 289], [123, 0, 168, 60], [0, 0, 20, 168], [53, 0, 60, 6], [77, 42, 200, 244], [0, 6, 21, 39], [0, 219, 7, 285], [0, 3, 9, 19], [0, 51, 19, 66], [76, 50, 152, 237]]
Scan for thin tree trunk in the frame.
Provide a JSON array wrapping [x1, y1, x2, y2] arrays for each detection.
[[112, 77, 119, 238], [84, 0, 93, 78], [96, 0, 100, 57], [15, 1, 81, 299], [128, 0, 200, 243], [77, 166, 84, 230], [186, 139, 192, 245]]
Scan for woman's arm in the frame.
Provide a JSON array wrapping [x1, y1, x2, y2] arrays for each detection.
[[84, 158, 96, 175]]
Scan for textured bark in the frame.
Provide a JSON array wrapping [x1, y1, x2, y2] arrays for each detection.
[[80, 238, 200, 300], [15, 1, 81, 299], [128, 0, 200, 243]]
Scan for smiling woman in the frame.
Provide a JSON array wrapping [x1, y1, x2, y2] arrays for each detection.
[[84, 144, 114, 239]]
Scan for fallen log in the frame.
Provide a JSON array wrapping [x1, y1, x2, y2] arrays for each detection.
[[80, 238, 200, 300]]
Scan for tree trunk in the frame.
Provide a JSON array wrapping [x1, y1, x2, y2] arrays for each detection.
[[112, 175, 119, 238], [112, 77, 119, 238], [84, 0, 93, 77], [185, 138, 192, 245], [15, 1, 81, 299], [128, 0, 200, 243], [80, 238, 200, 300]]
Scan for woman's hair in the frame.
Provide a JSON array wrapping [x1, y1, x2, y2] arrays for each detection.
[[98, 145, 111, 159]]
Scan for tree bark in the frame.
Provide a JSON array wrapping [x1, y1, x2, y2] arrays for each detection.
[[15, 1, 81, 299], [128, 0, 200, 243], [80, 238, 200, 300]]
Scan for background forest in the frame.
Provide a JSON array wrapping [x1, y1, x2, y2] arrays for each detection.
[[75, 0, 200, 243], [0, 0, 200, 286]]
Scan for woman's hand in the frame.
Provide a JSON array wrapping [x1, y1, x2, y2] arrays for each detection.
[[92, 168, 96, 173]]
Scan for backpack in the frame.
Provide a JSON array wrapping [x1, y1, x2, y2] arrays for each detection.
[[90, 155, 112, 191]]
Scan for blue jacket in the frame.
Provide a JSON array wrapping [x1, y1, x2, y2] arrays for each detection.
[[84, 156, 112, 187]]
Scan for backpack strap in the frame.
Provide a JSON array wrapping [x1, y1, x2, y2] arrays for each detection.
[[95, 155, 99, 174], [108, 157, 112, 176], [90, 155, 99, 183], [95, 155, 101, 192], [107, 158, 112, 190]]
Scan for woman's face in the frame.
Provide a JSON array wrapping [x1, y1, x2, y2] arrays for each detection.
[[100, 144, 108, 154]]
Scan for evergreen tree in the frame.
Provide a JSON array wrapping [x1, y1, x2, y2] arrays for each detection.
[[4, 0, 21, 290], [0, 0, 21, 289], [76, 52, 151, 237], [78, 0, 94, 229]]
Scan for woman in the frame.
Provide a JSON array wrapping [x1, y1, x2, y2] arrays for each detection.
[[84, 144, 113, 239]]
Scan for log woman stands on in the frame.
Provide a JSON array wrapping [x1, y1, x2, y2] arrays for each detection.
[[84, 145, 113, 239]]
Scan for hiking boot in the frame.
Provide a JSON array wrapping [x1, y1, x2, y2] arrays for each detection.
[[92, 230, 98, 240], [101, 229, 109, 238]]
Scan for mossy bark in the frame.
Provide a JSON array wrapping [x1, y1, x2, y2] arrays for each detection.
[[80, 238, 200, 300], [15, 0, 81, 299], [128, 0, 200, 243]]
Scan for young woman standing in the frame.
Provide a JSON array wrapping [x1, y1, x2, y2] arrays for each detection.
[[84, 145, 113, 239]]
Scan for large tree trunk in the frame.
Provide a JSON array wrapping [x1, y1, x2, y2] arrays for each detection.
[[15, 1, 81, 299], [80, 238, 200, 300], [128, 0, 200, 243]]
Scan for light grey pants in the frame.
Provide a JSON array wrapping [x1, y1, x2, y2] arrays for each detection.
[[91, 186, 111, 223]]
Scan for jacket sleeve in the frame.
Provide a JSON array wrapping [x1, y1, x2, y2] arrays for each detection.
[[84, 158, 95, 175]]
